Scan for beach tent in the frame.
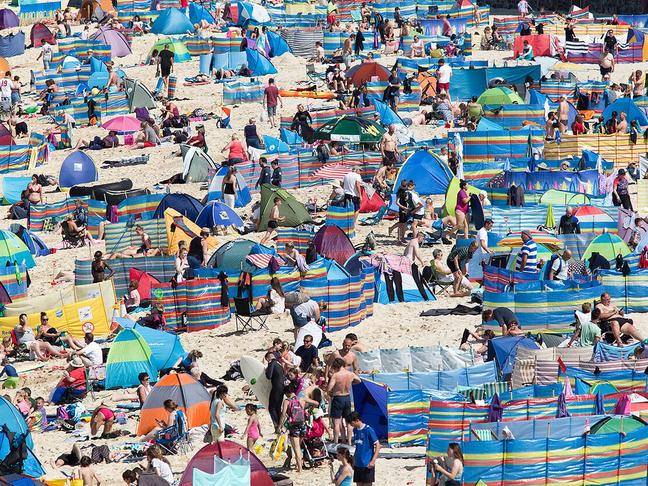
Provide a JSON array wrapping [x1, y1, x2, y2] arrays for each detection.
[[163, 208, 219, 256], [229, 1, 271, 25], [207, 166, 252, 207], [59, 151, 98, 189], [0, 229, 35, 269], [0, 396, 44, 478], [538, 189, 590, 205], [582, 233, 631, 261], [30, 22, 55, 47], [147, 38, 191, 63], [9, 224, 48, 257], [313, 224, 355, 266], [2, 176, 29, 203], [151, 8, 194, 35], [126, 323, 185, 371], [196, 201, 244, 229], [262, 135, 290, 154], [188, 3, 215, 25], [61, 56, 81, 69], [266, 30, 290, 57], [590, 415, 647, 435], [359, 187, 384, 213], [280, 128, 304, 145], [0, 57, 9, 78], [128, 268, 160, 301], [77, 0, 115, 21], [0, 9, 19, 29], [245, 48, 277, 75], [603, 98, 648, 126], [123, 78, 156, 111], [90, 26, 132, 58], [345, 62, 390, 87], [258, 184, 312, 231], [393, 150, 453, 196], [314, 116, 385, 143], [443, 177, 480, 216], [0, 32, 24, 58], [181, 146, 216, 183], [373, 99, 404, 126], [487, 336, 539, 375], [207, 239, 276, 270], [0, 121, 13, 145], [178, 441, 274, 486], [477, 86, 524, 106], [105, 328, 157, 389], [137, 373, 210, 436], [152, 193, 203, 221], [352, 379, 388, 441]]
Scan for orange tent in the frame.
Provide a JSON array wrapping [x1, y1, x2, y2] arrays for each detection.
[[77, 0, 116, 21], [136, 373, 211, 436], [0, 58, 10, 78], [418, 72, 437, 98]]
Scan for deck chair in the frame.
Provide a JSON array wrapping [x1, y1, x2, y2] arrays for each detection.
[[305, 63, 327, 89], [85, 364, 106, 400], [359, 205, 388, 225], [470, 428, 498, 441], [233, 298, 270, 332], [61, 222, 84, 248], [156, 409, 190, 455], [422, 264, 453, 295]]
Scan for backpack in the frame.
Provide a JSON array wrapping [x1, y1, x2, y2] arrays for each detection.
[[287, 398, 305, 426], [544, 254, 562, 280]]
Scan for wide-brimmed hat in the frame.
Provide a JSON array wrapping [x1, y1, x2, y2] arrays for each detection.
[[69, 357, 84, 368]]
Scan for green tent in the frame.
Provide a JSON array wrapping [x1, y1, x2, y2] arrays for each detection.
[[443, 177, 480, 217], [590, 415, 647, 435], [123, 77, 157, 111], [147, 38, 191, 63], [258, 184, 313, 231], [582, 233, 631, 262], [477, 87, 524, 106], [314, 115, 385, 143], [105, 328, 157, 389], [538, 189, 591, 206], [181, 145, 216, 183]]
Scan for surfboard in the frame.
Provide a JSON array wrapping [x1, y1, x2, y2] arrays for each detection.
[[0, 362, 44, 381], [295, 321, 323, 349], [470, 193, 485, 230], [240, 356, 272, 409]]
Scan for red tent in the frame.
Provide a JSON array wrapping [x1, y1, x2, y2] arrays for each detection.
[[359, 187, 384, 213], [345, 62, 391, 87], [513, 34, 555, 58], [30, 22, 55, 48], [128, 268, 160, 300], [0, 122, 14, 145], [313, 224, 355, 265], [178, 441, 274, 486]]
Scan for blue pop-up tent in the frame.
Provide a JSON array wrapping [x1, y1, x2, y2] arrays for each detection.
[[151, 8, 194, 35], [280, 128, 305, 145], [352, 379, 388, 440], [245, 48, 277, 75], [189, 2, 215, 24], [487, 336, 539, 375], [208, 166, 252, 207], [373, 99, 404, 126], [263, 135, 290, 154], [603, 98, 648, 126], [59, 151, 98, 189], [392, 150, 453, 197]]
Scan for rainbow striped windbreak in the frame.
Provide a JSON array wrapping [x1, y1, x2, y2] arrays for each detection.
[[104, 219, 167, 254], [544, 134, 648, 168]]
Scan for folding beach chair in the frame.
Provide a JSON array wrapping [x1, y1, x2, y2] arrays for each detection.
[[359, 205, 388, 225], [233, 298, 270, 333], [305, 63, 327, 89], [155, 409, 190, 455]]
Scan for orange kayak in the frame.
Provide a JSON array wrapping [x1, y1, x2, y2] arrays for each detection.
[[279, 90, 336, 99]]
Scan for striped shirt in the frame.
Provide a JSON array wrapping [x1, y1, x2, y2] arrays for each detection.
[[516, 239, 537, 272]]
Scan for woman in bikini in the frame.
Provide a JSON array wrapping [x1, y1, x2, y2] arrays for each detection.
[[27, 174, 42, 205]]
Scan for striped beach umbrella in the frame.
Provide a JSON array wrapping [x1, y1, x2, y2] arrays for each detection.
[[136, 372, 211, 436], [0, 229, 35, 269], [312, 163, 353, 180], [496, 231, 562, 251]]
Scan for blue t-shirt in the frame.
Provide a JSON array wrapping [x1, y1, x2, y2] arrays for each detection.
[[0, 365, 18, 378], [352, 424, 378, 468], [181, 354, 193, 369]]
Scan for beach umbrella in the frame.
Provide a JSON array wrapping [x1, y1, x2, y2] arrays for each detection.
[[0, 229, 36, 269], [102, 115, 141, 134], [497, 231, 562, 251], [196, 201, 244, 228], [545, 204, 555, 229], [312, 163, 353, 180], [571, 205, 615, 233], [477, 87, 524, 106], [314, 116, 385, 143], [582, 233, 631, 262]]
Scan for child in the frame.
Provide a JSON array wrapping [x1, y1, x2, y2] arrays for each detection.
[[145, 445, 173, 484], [27, 396, 47, 432], [75, 456, 101, 486], [243, 403, 262, 450], [0, 358, 19, 389], [14, 390, 29, 417], [209, 385, 237, 443]]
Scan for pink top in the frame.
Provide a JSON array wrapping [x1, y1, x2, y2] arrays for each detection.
[[456, 189, 469, 214], [228, 141, 247, 160]]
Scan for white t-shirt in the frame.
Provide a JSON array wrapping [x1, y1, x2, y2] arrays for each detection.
[[294, 299, 319, 320], [476, 227, 488, 248], [437, 64, 452, 84], [551, 257, 569, 280], [0, 78, 11, 101], [410, 191, 425, 215], [343, 171, 362, 197], [151, 458, 173, 484], [80, 341, 103, 365]]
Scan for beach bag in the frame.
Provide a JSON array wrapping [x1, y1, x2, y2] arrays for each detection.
[[287, 398, 305, 426], [639, 247, 648, 269]]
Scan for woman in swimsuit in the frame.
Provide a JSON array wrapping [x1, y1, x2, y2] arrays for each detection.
[[90, 405, 115, 438], [91, 251, 114, 283], [27, 174, 42, 205]]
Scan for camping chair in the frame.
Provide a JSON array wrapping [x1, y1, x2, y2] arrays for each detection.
[[85, 364, 106, 400], [155, 409, 190, 455], [470, 428, 498, 441], [422, 264, 453, 295], [305, 63, 327, 89], [233, 298, 270, 333], [61, 222, 85, 248], [359, 205, 388, 225]]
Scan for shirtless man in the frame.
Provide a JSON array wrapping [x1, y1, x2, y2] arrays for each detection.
[[260, 197, 284, 245], [345, 332, 367, 353], [596, 292, 643, 346], [327, 357, 360, 444], [380, 124, 399, 165], [556, 96, 570, 134], [326, 337, 359, 376]]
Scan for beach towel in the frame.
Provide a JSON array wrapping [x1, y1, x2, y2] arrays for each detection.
[[420, 304, 482, 316]]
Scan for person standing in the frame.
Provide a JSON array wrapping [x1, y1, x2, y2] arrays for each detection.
[[556, 96, 570, 134], [37, 45, 52, 71], [271, 160, 282, 187], [327, 358, 361, 444], [209, 385, 237, 442], [263, 78, 282, 129], [260, 197, 283, 245], [342, 167, 363, 228], [379, 124, 399, 165], [256, 157, 272, 189], [599, 49, 615, 81], [264, 352, 285, 432], [158, 44, 174, 93], [188, 228, 211, 268], [348, 411, 380, 486], [516, 231, 538, 273], [613, 168, 633, 211], [436, 59, 452, 96], [244, 118, 261, 149], [221, 167, 239, 209], [517, 0, 529, 17]]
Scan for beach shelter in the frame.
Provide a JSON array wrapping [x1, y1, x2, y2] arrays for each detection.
[[2, 176, 29, 203], [497, 231, 562, 251], [476, 117, 504, 131], [181, 146, 216, 183], [9, 224, 48, 257], [137, 373, 210, 436], [0, 121, 14, 144], [314, 116, 385, 143], [163, 208, 219, 256], [189, 3, 215, 25], [77, 0, 115, 21], [603, 98, 648, 126], [61, 56, 81, 69], [280, 128, 304, 145], [30, 22, 55, 47], [152, 193, 203, 221], [571, 206, 615, 233], [345, 62, 390, 87], [59, 151, 98, 189], [178, 441, 274, 486], [487, 336, 539, 375], [262, 135, 290, 154], [245, 48, 277, 75], [258, 184, 312, 231], [0, 9, 18, 29], [102, 115, 140, 134], [352, 379, 388, 441], [123, 78, 156, 111], [151, 8, 194, 35], [373, 99, 404, 126], [582, 233, 631, 261], [0, 397, 44, 478], [196, 201, 244, 229], [147, 38, 191, 63], [105, 328, 157, 389], [0, 230, 35, 269], [359, 187, 384, 213], [477, 87, 524, 106], [393, 151, 453, 196], [90, 26, 132, 58], [128, 268, 160, 300], [590, 416, 647, 435], [266, 30, 290, 57], [443, 177, 480, 216], [538, 189, 590, 205], [313, 224, 355, 266], [0, 57, 9, 78], [231, 1, 271, 25], [0, 32, 24, 58], [207, 239, 275, 270], [207, 166, 252, 207]]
